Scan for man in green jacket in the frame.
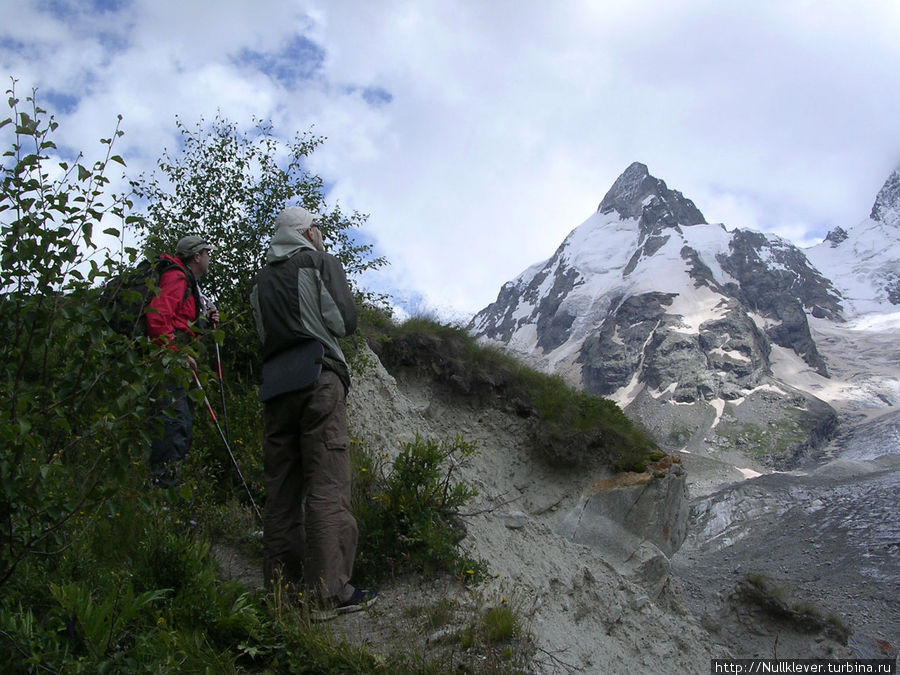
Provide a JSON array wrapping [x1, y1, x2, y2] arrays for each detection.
[[251, 206, 375, 620]]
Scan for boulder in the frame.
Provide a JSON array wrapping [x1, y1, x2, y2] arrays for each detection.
[[557, 455, 689, 596]]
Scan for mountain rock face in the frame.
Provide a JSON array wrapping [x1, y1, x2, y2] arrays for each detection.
[[806, 168, 900, 314], [558, 456, 690, 597], [331, 164, 900, 667], [469, 162, 875, 470], [869, 169, 900, 227]]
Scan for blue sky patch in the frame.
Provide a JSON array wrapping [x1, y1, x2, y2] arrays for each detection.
[[0, 36, 26, 53], [235, 35, 325, 88], [43, 90, 80, 115], [36, 0, 129, 19], [362, 87, 393, 107], [94, 29, 131, 57], [339, 85, 394, 108]]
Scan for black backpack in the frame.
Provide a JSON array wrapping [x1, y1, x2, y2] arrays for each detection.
[[100, 257, 193, 337]]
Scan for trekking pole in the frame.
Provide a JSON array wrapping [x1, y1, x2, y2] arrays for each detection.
[[192, 370, 263, 523], [212, 322, 231, 445]]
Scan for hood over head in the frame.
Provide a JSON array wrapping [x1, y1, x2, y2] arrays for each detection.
[[266, 206, 323, 263]]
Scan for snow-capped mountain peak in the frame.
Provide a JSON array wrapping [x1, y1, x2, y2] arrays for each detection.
[[869, 168, 900, 228], [470, 162, 900, 470], [598, 161, 707, 235], [472, 163, 840, 379], [806, 168, 900, 316]]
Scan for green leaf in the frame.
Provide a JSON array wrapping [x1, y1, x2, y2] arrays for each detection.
[[77, 164, 91, 181], [110, 155, 126, 166]]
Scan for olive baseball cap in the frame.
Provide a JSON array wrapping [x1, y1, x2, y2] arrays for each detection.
[[175, 235, 213, 258]]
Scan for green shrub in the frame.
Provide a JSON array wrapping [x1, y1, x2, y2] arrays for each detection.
[[49, 581, 169, 661], [0, 82, 181, 593], [0, 487, 263, 672], [424, 598, 458, 631], [184, 373, 266, 515], [740, 573, 851, 644], [458, 596, 532, 672], [352, 435, 488, 583]]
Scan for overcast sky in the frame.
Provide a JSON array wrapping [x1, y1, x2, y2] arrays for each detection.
[[2, 0, 898, 318]]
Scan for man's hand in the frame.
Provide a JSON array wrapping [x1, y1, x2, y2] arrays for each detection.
[[207, 307, 220, 326], [186, 354, 197, 372]]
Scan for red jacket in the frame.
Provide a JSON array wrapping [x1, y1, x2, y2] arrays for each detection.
[[146, 254, 199, 351]]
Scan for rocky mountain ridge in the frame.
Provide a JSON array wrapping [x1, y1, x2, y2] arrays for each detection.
[[807, 168, 900, 316], [469, 162, 900, 471], [457, 161, 899, 665]]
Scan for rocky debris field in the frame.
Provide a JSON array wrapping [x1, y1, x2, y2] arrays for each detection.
[[672, 450, 899, 661]]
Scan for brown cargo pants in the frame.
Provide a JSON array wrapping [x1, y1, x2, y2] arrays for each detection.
[[262, 369, 358, 605]]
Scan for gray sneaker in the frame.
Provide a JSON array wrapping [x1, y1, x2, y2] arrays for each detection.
[[311, 588, 378, 622]]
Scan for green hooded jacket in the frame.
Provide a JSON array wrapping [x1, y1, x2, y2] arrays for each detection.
[[250, 225, 358, 390]]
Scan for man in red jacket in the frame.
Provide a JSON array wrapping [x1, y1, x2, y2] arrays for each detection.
[[147, 235, 218, 487]]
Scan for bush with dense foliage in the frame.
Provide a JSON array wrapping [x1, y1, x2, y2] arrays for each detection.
[[0, 83, 174, 591], [351, 435, 488, 584]]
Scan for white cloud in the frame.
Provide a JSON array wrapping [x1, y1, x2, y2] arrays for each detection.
[[2, 0, 898, 317]]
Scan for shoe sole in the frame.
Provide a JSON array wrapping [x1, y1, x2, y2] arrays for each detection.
[[310, 609, 337, 622], [310, 595, 377, 622], [337, 594, 378, 615]]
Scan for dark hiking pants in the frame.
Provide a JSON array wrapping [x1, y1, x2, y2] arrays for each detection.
[[262, 369, 358, 605], [149, 378, 193, 484]]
